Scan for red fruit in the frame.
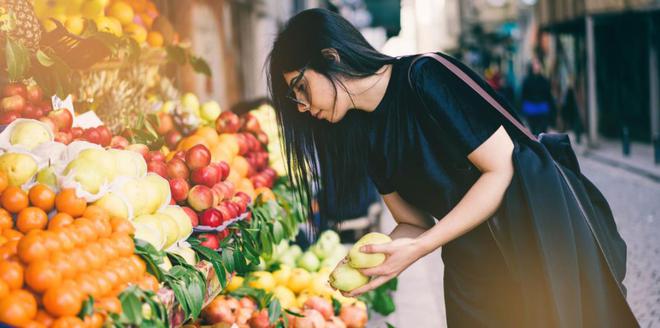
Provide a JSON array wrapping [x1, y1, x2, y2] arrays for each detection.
[[0, 111, 20, 125], [22, 104, 40, 119], [185, 144, 211, 170], [1, 94, 26, 112], [256, 131, 269, 145], [36, 100, 52, 115], [70, 127, 84, 138], [145, 151, 165, 163], [182, 206, 198, 227], [218, 201, 237, 219], [215, 111, 240, 134], [126, 143, 149, 156], [202, 296, 235, 324], [169, 178, 190, 202], [217, 229, 230, 241], [251, 175, 269, 189], [187, 185, 213, 211], [215, 203, 234, 222], [47, 109, 73, 132], [223, 181, 236, 198], [234, 191, 251, 205], [54, 131, 73, 145], [211, 184, 227, 202], [339, 305, 367, 328], [165, 130, 182, 149], [191, 165, 219, 187], [297, 309, 326, 328], [243, 114, 262, 134], [3, 83, 27, 98], [235, 133, 249, 155], [231, 197, 247, 214], [199, 208, 222, 227], [110, 136, 129, 149], [304, 297, 333, 320], [156, 112, 174, 135], [198, 233, 219, 250], [38, 116, 57, 132], [174, 150, 186, 160], [147, 161, 168, 178], [82, 127, 101, 144], [96, 126, 112, 147], [247, 309, 270, 328], [26, 84, 43, 103], [166, 158, 189, 180], [210, 187, 222, 207], [239, 297, 256, 310], [217, 161, 230, 180]]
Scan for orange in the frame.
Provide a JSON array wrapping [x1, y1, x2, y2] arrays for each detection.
[[138, 273, 159, 292], [50, 252, 76, 280], [51, 316, 85, 328], [128, 254, 146, 276], [3, 239, 17, 255], [109, 217, 134, 235], [67, 249, 89, 276], [0, 279, 8, 298], [0, 246, 13, 260], [109, 264, 131, 285], [102, 269, 120, 290], [91, 271, 112, 298], [97, 237, 119, 260], [73, 218, 98, 243], [23, 320, 47, 328], [231, 156, 250, 178], [0, 209, 12, 229], [43, 284, 83, 317], [16, 207, 48, 233], [146, 31, 164, 47], [2, 186, 29, 213], [95, 296, 122, 314], [76, 274, 99, 300], [111, 232, 134, 257], [0, 171, 8, 194], [64, 226, 85, 247], [55, 189, 87, 217], [177, 135, 208, 151], [40, 230, 62, 254], [0, 290, 37, 326], [17, 233, 47, 263], [29, 184, 56, 212], [34, 310, 54, 327], [108, 1, 134, 25], [83, 313, 104, 328], [48, 212, 74, 230], [83, 205, 109, 222], [2, 228, 22, 241], [0, 260, 23, 289], [51, 228, 74, 252], [26, 259, 62, 292], [195, 126, 220, 145], [83, 244, 106, 270]]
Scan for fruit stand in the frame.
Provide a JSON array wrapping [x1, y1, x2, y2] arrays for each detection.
[[0, 1, 396, 327]]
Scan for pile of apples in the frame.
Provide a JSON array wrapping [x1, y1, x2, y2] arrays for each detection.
[[0, 82, 53, 125]]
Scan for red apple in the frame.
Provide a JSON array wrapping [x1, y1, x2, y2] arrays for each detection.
[[235, 133, 249, 155], [47, 109, 73, 132], [247, 309, 269, 328], [36, 100, 52, 115], [251, 175, 269, 189], [1, 95, 26, 112], [165, 130, 182, 149], [242, 114, 262, 133], [217, 229, 230, 242], [296, 309, 326, 328], [217, 161, 230, 180], [199, 208, 222, 227], [83, 127, 102, 144], [3, 83, 27, 98], [71, 127, 84, 138], [304, 297, 333, 320], [211, 183, 227, 202], [156, 112, 174, 135], [182, 206, 198, 227], [223, 181, 236, 198], [97, 126, 112, 146], [215, 203, 233, 222], [147, 160, 168, 178], [21, 104, 39, 119], [231, 197, 247, 214], [191, 165, 219, 187], [185, 144, 211, 170], [234, 191, 251, 206], [239, 297, 256, 311], [38, 116, 56, 132], [339, 306, 367, 328], [188, 185, 213, 211], [215, 111, 240, 134], [256, 131, 269, 145], [202, 297, 235, 324], [145, 150, 165, 163], [219, 201, 238, 219], [169, 178, 190, 202], [54, 131, 73, 145], [126, 143, 149, 156], [110, 135, 129, 149], [26, 84, 43, 103], [166, 158, 189, 180], [198, 233, 220, 250]]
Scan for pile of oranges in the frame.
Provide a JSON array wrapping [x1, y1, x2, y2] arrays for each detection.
[[0, 172, 160, 327]]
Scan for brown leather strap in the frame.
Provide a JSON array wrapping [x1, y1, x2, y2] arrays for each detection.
[[408, 53, 537, 141]]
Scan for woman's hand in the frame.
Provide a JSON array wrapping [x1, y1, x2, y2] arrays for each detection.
[[344, 237, 428, 297]]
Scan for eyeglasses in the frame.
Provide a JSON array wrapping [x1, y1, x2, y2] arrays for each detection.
[[286, 65, 310, 109]]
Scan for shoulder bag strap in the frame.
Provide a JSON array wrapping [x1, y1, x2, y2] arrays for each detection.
[[407, 53, 537, 142]]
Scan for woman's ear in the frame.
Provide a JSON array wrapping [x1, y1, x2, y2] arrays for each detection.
[[321, 48, 340, 63]]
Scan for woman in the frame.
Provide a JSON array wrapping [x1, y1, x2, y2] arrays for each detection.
[[267, 8, 637, 327]]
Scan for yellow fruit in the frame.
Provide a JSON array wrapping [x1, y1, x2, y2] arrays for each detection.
[[348, 232, 392, 269], [273, 265, 292, 286], [226, 276, 244, 292], [65, 0, 85, 16], [42, 18, 58, 32], [95, 16, 122, 37], [123, 22, 147, 43], [146, 31, 163, 47], [64, 15, 85, 35], [296, 294, 309, 308], [328, 263, 369, 292], [248, 271, 276, 292], [81, 0, 105, 18], [108, 1, 134, 25], [273, 286, 296, 309], [287, 268, 311, 294]]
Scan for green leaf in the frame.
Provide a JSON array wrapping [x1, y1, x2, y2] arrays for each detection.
[[120, 292, 143, 325], [189, 55, 212, 76], [272, 221, 285, 243], [284, 309, 304, 317], [165, 45, 187, 65], [5, 38, 30, 81], [36, 50, 55, 67], [190, 243, 227, 288], [268, 299, 282, 324], [78, 296, 95, 319], [386, 323, 396, 328], [260, 228, 273, 257], [332, 298, 342, 316], [222, 248, 235, 274]]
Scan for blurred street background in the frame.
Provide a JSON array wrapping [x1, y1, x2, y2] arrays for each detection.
[[153, 0, 659, 326]]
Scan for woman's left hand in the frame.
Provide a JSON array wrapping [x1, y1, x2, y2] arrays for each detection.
[[344, 237, 428, 297]]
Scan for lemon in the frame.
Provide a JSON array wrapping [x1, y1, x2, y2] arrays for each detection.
[[124, 23, 147, 43], [64, 15, 85, 35], [248, 271, 276, 292], [226, 276, 244, 292], [287, 268, 311, 294], [108, 1, 134, 25]]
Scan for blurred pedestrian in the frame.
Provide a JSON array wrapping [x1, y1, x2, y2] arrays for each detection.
[[521, 58, 556, 135], [561, 80, 584, 144]]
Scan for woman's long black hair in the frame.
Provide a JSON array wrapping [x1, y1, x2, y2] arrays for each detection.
[[267, 8, 395, 231]]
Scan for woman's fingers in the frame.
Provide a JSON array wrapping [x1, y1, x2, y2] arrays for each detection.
[[359, 264, 388, 277], [360, 242, 392, 254], [347, 275, 393, 297]]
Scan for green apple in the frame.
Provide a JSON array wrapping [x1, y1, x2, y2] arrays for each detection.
[[328, 263, 369, 292], [168, 245, 197, 266], [284, 245, 303, 259], [77, 148, 115, 180], [93, 192, 129, 220], [348, 232, 392, 269], [158, 205, 193, 240], [319, 230, 341, 245], [10, 120, 52, 150], [36, 166, 58, 189], [153, 213, 181, 248], [278, 253, 297, 268], [0, 152, 38, 187], [181, 92, 200, 117], [109, 149, 147, 178], [64, 158, 106, 194], [297, 251, 320, 272], [200, 101, 221, 122]]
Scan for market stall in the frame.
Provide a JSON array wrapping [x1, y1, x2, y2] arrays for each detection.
[[0, 1, 396, 327]]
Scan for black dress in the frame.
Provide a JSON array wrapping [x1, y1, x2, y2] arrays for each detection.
[[367, 54, 638, 327]]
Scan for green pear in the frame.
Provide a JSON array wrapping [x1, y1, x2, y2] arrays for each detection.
[[10, 121, 52, 150], [348, 232, 392, 269], [108, 149, 147, 178], [36, 166, 58, 189], [153, 213, 180, 248], [121, 178, 149, 216], [0, 153, 38, 186], [64, 158, 106, 194], [142, 174, 170, 214], [133, 220, 166, 250], [181, 92, 200, 117], [200, 101, 221, 122], [329, 262, 369, 292], [77, 148, 115, 180], [93, 192, 129, 220], [158, 205, 193, 240], [297, 251, 320, 272]]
